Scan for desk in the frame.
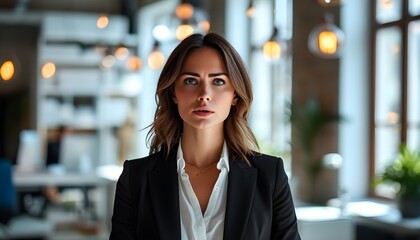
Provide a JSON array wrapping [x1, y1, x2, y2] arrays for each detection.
[[13, 171, 116, 215], [296, 206, 355, 240], [353, 209, 420, 239], [13, 171, 113, 188], [296, 201, 420, 240], [0, 215, 54, 239], [12, 170, 118, 238], [346, 201, 420, 240]]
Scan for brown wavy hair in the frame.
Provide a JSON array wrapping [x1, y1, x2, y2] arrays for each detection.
[[147, 33, 259, 164]]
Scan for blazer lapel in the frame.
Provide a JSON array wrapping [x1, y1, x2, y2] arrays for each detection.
[[223, 160, 257, 240], [147, 151, 181, 240]]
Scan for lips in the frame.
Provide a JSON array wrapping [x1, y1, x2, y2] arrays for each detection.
[[193, 108, 214, 116]]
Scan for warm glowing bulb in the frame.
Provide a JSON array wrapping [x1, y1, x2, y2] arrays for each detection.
[[198, 20, 211, 32], [97, 15, 109, 29], [115, 47, 129, 60], [176, 24, 194, 41], [148, 50, 165, 70], [318, 31, 338, 55], [263, 41, 281, 60], [101, 55, 115, 69], [41, 62, 56, 79], [246, 6, 255, 17], [308, 14, 344, 58], [1, 60, 15, 81], [126, 56, 142, 71], [175, 3, 194, 20]]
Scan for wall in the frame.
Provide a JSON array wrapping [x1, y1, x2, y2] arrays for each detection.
[[292, 1, 341, 204], [0, 24, 39, 163]]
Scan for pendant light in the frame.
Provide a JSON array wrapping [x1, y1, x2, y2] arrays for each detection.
[[147, 40, 165, 70], [263, 27, 284, 60], [114, 45, 130, 61], [246, 0, 255, 18], [174, 0, 210, 40], [262, 0, 287, 61], [176, 20, 195, 41], [126, 55, 142, 71], [41, 61, 56, 79], [1, 60, 15, 81], [97, 14, 109, 29], [101, 48, 116, 69], [175, 1, 194, 20], [1, 55, 20, 81], [308, 13, 345, 58], [97, 1, 111, 29]]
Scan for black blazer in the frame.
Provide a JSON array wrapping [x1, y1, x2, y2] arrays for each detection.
[[110, 147, 300, 240]]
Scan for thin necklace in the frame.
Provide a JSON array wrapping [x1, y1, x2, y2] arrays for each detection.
[[185, 161, 218, 176]]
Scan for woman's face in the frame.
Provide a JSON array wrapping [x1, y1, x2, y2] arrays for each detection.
[[173, 47, 237, 131]]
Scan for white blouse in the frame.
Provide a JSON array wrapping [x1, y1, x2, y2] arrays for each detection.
[[176, 141, 230, 240]]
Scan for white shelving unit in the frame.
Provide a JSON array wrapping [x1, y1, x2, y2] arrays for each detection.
[[36, 12, 141, 171], [31, 11, 141, 238]]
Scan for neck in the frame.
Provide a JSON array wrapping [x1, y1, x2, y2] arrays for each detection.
[[181, 125, 224, 168]]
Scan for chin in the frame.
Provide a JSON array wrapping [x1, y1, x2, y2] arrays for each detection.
[[186, 121, 223, 131]]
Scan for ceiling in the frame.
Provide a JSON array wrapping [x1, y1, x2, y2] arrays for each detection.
[[0, 0, 159, 14], [0, 0, 161, 33]]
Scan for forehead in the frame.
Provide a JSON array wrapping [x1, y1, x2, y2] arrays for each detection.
[[181, 47, 226, 72]]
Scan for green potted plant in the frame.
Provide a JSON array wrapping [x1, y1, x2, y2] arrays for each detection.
[[288, 97, 343, 203], [377, 144, 420, 218]]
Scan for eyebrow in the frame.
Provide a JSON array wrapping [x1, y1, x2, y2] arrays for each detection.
[[180, 72, 228, 77]]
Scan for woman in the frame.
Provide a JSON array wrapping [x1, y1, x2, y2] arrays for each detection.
[[110, 33, 300, 240]]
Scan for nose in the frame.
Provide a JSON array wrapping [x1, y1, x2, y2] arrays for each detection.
[[197, 83, 211, 102]]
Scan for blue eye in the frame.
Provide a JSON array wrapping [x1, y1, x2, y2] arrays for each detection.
[[213, 79, 226, 85], [184, 78, 197, 85]]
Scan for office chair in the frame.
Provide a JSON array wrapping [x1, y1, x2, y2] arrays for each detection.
[[0, 159, 17, 239]]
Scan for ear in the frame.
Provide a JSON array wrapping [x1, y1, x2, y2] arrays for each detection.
[[172, 96, 178, 104], [232, 96, 238, 106]]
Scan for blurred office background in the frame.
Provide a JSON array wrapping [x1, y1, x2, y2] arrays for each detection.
[[1, 0, 420, 239]]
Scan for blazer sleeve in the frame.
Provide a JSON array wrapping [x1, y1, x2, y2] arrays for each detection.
[[271, 158, 301, 240], [110, 160, 137, 240]]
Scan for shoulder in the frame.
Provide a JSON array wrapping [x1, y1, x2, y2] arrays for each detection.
[[248, 153, 285, 170], [117, 152, 164, 191], [247, 153, 288, 182], [120, 151, 165, 178]]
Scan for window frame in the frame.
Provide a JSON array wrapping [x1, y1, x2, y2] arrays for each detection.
[[370, 0, 420, 197]]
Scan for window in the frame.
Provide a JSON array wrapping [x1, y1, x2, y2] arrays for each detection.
[[248, 0, 293, 173], [371, 0, 420, 197]]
